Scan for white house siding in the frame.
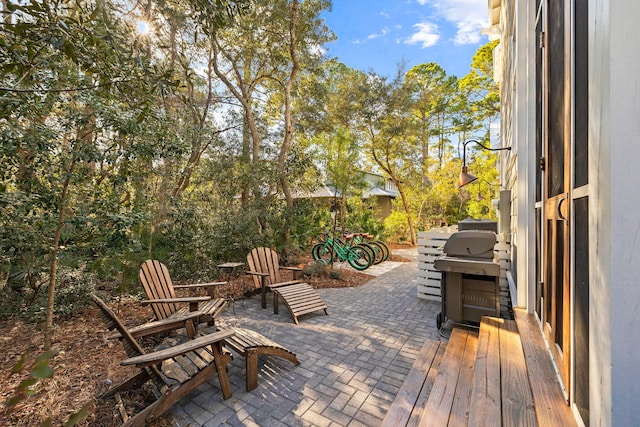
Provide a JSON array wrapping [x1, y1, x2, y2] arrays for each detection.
[[492, 0, 640, 425], [592, 1, 640, 425], [493, 0, 537, 314]]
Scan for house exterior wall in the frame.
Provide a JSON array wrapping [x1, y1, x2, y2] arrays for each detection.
[[590, 3, 612, 425], [592, 1, 640, 425], [493, 0, 640, 425], [373, 196, 393, 219], [493, 0, 537, 313]]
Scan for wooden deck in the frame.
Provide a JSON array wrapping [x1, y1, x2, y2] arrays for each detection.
[[382, 310, 577, 426]]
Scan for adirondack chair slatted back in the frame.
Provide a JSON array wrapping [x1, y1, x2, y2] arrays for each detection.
[[246, 247, 282, 290], [91, 295, 167, 385], [139, 260, 179, 321]]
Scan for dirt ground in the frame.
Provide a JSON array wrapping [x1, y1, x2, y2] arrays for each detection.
[[0, 249, 411, 426]]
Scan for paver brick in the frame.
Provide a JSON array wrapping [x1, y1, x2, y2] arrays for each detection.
[[169, 255, 444, 426], [351, 407, 384, 426], [322, 405, 354, 426], [347, 389, 369, 409], [301, 410, 333, 427]]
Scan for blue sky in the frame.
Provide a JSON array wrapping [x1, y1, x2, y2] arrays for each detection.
[[321, 0, 490, 78]]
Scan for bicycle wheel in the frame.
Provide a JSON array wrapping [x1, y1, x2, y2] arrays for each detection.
[[312, 243, 333, 264], [347, 244, 372, 270], [357, 243, 377, 265], [367, 241, 385, 264], [375, 241, 390, 262]]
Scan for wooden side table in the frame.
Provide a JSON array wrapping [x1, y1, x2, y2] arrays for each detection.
[[217, 262, 245, 276]]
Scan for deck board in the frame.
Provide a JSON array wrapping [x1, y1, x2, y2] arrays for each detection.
[[380, 339, 442, 427], [419, 328, 478, 427], [514, 309, 577, 427], [500, 319, 537, 426], [406, 343, 446, 427], [448, 328, 478, 427], [383, 313, 577, 426], [468, 317, 502, 427]]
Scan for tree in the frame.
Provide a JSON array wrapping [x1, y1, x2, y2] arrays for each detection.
[[457, 40, 500, 126], [0, 0, 248, 349], [354, 70, 422, 245], [404, 63, 457, 177], [209, 0, 332, 243]]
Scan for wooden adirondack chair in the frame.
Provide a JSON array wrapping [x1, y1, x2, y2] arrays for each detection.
[[92, 295, 234, 427], [246, 247, 328, 324], [139, 260, 227, 336]]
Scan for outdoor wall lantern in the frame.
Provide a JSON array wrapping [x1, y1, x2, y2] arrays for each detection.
[[458, 139, 511, 188]]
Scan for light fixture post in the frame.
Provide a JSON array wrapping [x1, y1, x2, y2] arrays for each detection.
[[458, 139, 511, 188]]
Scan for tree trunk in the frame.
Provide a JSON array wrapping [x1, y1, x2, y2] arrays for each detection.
[[278, 0, 300, 246], [43, 164, 74, 350], [241, 113, 251, 207], [396, 184, 417, 246], [420, 113, 430, 187]]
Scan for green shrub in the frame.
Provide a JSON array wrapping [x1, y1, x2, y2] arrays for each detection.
[[301, 261, 329, 278], [341, 196, 386, 238], [383, 210, 409, 243], [328, 269, 342, 280], [0, 266, 95, 322]]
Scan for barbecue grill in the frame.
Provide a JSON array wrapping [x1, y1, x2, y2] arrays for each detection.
[[434, 229, 501, 329]]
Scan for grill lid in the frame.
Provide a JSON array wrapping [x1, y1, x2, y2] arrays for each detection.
[[442, 230, 497, 259], [433, 256, 501, 276]]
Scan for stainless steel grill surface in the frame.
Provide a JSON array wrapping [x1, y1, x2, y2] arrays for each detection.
[[433, 229, 501, 328], [434, 230, 500, 276]]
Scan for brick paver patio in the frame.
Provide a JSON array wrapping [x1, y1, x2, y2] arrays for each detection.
[[170, 249, 441, 426]]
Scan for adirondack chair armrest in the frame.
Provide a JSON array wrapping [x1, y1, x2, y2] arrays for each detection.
[[268, 280, 303, 289], [117, 312, 202, 339], [142, 296, 210, 312], [141, 296, 211, 305], [245, 271, 269, 277], [173, 281, 227, 290], [121, 329, 236, 368], [280, 266, 303, 280]]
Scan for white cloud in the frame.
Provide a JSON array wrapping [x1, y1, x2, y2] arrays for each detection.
[[421, 0, 487, 45], [367, 27, 391, 40], [308, 43, 326, 56], [404, 22, 440, 48], [454, 19, 483, 44], [434, 0, 487, 21]]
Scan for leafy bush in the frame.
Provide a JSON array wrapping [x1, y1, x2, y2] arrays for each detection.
[[284, 199, 330, 250], [50, 268, 96, 318], [383, 210, 410, 243], [301, 261, 329, 278], [339, 196, 386, 239], [300, 261, 343, 280], [0, 266, 95, 322], [328, 269, 343, 280]]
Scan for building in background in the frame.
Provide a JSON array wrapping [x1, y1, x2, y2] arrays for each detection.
[[293, 171, 399, 220]]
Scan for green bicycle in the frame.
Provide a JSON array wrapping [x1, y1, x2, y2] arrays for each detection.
[[351, 232, 390, 263], [337, 229, 390, 265], [311, 232, 373, 270]]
